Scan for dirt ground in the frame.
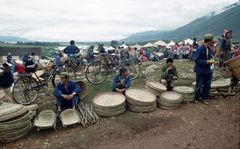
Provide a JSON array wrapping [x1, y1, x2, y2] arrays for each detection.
[[0, 60, 239, 149]]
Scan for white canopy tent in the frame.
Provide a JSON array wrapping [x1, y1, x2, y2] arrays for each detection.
[[154, 40, 167, 46], [131, 44, 142, 50], [167, 41, 176, 46], [120, 44, 129, 49], [106, 46, 115, 51], [143, 42, 157, 48], [184, 39, 194, 45]]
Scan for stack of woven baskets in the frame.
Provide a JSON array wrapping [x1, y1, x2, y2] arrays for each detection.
[[145, 81, 167, 97], [157, 91, 183, 109], [0, 102, 32, 142], [173, 86, 194, 102], [125, 88, 157, 113], [93, 92, 126, 117], [211, 78, 231, 93]]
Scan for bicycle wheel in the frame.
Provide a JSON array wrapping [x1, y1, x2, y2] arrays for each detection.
[[51, 69, 77, 87], [85, 62, 108, 85], [64, 60, 77, 72], [120, 60, 141, 80], [12, 76, 39, 105]]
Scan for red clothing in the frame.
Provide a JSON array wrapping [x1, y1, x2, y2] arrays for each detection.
[[235, 48, 240, 57], [15, 63, 25, 74]]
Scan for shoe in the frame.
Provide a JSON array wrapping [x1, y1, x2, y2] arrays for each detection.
[[193, 100, 199, 103], [201, 100, 209, 105]]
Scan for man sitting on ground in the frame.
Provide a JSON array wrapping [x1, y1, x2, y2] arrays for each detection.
[[0, 63, 14, 88], [160, 58, 178, 91], [53, 72, 80, 113], [112, 67, 131, 95]]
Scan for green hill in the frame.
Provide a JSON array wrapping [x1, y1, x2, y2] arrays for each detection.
[[123, 3, 240, 42]]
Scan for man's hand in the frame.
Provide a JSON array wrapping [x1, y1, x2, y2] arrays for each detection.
[[61, 94, 68, 99], [166, 67, 173, 71], [207, 59, 215, 64], [68, 93, 75, 100]]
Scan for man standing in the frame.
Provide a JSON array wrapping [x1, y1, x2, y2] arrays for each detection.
[[194, 34, 215, 104], [63, 40, 80, 58], [219, 29, 232, 69], [53, 72, 80, 113], [7, 53, 12, 64], [160, 58, 178, 91]]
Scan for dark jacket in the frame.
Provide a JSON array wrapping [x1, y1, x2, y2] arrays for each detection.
[[63, 45, 80, 56], [194, 45, 213, 75], [53, 81, 81, 98], [161, 65, 178, 79], [0, 69, 14, 88]]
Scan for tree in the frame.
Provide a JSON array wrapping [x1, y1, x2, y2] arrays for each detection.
[[110, 40, 119, 48]]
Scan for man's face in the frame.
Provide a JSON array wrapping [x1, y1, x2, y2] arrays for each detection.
[[61, 77, 68, 84], [122, 71, 128, 77], [167, 62, 173, 68]]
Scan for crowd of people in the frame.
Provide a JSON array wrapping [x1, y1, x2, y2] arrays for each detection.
[[0, 29, 240, 113]]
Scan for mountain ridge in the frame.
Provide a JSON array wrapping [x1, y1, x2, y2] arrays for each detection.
[[122, 2, 240, 42]]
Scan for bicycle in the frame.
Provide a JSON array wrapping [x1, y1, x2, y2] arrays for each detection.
[[64, 53, 86, 74], [85, 53, 141, 85], [11, 63, 76, 105]]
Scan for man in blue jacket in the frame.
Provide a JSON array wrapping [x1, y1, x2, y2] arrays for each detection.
[[53, 72, 80, 112], [194, 34, 215, 105], [112, 67, 131, 95], [0, 63, 14, 88], [63, 40, 80, 58]]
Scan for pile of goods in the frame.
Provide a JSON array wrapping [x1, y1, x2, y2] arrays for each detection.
[[173, 86, 194, 102], [157, 91, 183, 109], [125, 88, 157, 113], [0, 102, 32, 142], [92, 92, 126, 117], [77, 103, 98, 127], [145, 81, 167, 97]]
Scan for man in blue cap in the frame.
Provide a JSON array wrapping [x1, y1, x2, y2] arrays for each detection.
[[53, 72, 80, 113], [194, 33, 215, 105]]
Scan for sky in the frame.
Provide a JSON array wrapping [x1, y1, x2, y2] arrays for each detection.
[[0, 0, 237, 41]]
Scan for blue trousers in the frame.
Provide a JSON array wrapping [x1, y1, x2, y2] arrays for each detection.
[[56, 96, 79, 108], [194, 73, 212, 100]]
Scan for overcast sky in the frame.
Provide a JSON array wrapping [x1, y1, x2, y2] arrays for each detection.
[[0, 0, 237, 41]]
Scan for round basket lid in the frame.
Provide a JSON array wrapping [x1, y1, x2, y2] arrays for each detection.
[[146, 81, 167, 92], [93, 92, 126, 107], [0, 102, 25, 117], [173, 86, 194, 94], [161, 91, 182, 102], [125, 88, 156, 103]]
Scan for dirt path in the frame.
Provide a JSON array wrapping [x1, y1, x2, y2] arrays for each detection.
[[1, 95, 239, 149]]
